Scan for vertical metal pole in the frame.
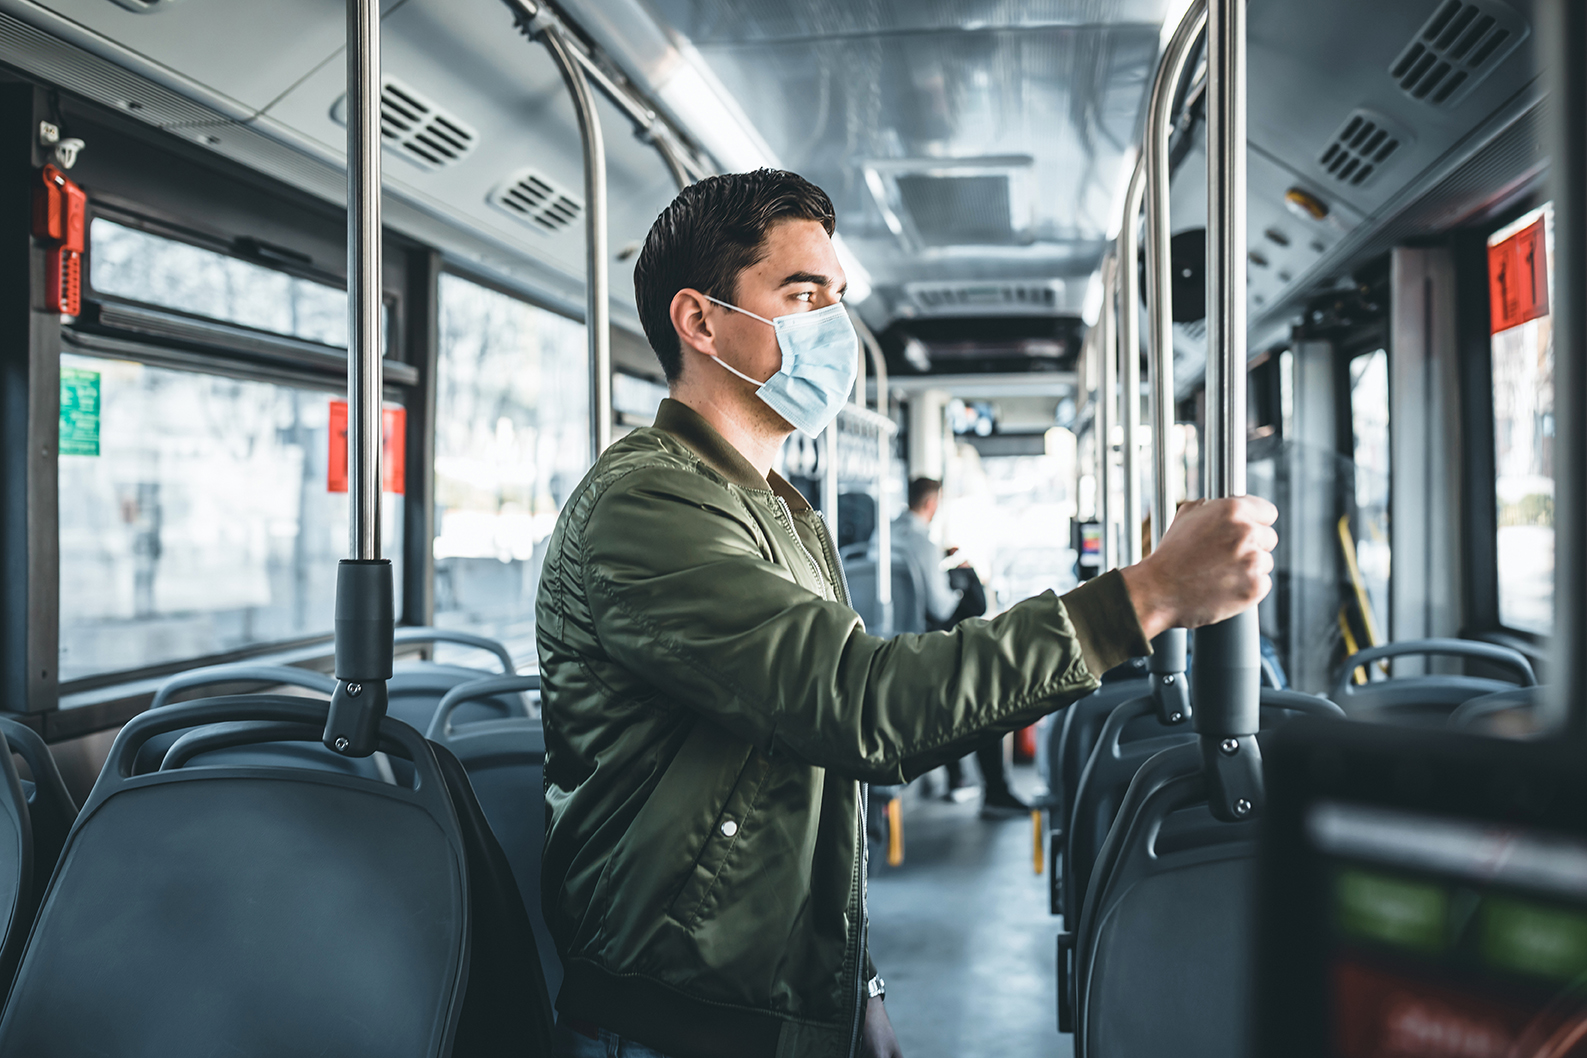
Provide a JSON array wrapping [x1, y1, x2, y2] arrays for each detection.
[[324, 0, 394, 757], [1098, 255, 1118, 571], [1118, 158, 1146, 567], [1146, 0, 1207, 551], [347, 0, 382, 562], [823, 418, 840, 523], [541, 27, 612, 458], [1545, 0, 1587, 738], [1194, 0, 1262, 821], [1140, 0, 1205, 726]]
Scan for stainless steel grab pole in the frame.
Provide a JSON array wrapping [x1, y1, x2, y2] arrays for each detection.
[[1193, 0, 1262, 822], [347, 0, 382, 562], [1097, 255, 1118, 572], [1145, 0, 1207, 549], [1118, 157, 1145, 567], [323, 0, 395, 757], [540, 25, 613, 458]]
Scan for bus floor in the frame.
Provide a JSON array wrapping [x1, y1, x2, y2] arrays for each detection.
[[868, 762, 1068, 1058]]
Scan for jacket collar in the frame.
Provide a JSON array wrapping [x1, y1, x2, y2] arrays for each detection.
[[653, 398, 812, 512]]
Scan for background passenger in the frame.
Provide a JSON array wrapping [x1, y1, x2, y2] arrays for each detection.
[[892, 477, 962, 628], [897, 477, 1029, 815], [536, 169, 1277, 1058]]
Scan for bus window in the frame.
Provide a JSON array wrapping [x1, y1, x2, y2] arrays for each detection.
[[431, 274, 589, 665], [1488, 202, 1555, 637], [1348, 348, 1390, 645], [89, 218, 350, 348], [57, 355, 404, 684]]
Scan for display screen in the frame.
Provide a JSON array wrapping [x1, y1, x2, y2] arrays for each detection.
[[1309, 801, 1587, 1057]]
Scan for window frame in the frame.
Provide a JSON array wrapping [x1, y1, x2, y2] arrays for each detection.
[[4, 87, 446, 739], [1455, 195, 1555, 651]]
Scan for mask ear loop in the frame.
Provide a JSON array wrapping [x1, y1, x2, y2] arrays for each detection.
[[699, 293, 774, 386]]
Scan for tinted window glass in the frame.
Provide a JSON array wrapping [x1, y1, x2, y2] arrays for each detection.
[[432, 275, 589, 668], [1489, 203, 1554, 636], [58, 353, 404, 684], [89, 218, 350, 346], [1348, 348, 1391, 645]]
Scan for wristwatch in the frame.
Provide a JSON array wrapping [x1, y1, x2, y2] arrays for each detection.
[[867, 975, 886, 1002]]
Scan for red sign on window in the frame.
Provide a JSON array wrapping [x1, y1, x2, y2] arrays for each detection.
[[1488, 217, 1549, 334], [328, 401, 406, 494]]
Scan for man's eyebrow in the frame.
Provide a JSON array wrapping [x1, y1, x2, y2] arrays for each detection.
[[778, 271, 834, 288]]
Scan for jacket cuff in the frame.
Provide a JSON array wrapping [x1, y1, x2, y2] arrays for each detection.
[[1058, 569, 1152, 678]]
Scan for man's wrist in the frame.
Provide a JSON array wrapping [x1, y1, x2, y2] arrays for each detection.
[[1119, 561, 1175, 642]]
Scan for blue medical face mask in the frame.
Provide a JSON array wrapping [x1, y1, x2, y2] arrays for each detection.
[[704, 294, 860, 437]]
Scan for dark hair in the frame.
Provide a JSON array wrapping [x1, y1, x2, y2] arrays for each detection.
[[634, 170, 836, 381], [908, 478, 942, 510]]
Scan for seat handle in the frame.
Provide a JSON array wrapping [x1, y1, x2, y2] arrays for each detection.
[[394, 626, 516, 674], [1332, 638, 1537, 700], [160, 720, 412, 776], [426, 674, 540, 741], [152, 664, 337, 709]]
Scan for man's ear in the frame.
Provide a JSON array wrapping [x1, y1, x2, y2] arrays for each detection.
[[670, 288, 716, 360]]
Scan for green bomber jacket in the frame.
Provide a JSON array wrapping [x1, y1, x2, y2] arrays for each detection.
[[535, 399, 1147, 1058]]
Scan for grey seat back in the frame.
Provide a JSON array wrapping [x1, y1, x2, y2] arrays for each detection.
[[1063, 694, 1193, 926], [0, 725, 32, 1004], [1046, 673, 1149, 911], [840, 554, 924, 636], [144, 663, 382, 779], [428, 675, 560, 1003], [1082, 760, 1257, 1058], [1331, 638, 1536, 724], [0, 718, 75, 902], [1071, 695, 1346, 1056], [0, 696, 471, 1058]]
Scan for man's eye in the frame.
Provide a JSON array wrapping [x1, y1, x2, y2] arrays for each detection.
[[794, 291, 814, 303]]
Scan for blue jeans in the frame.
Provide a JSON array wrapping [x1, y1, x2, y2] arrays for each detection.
[[553, 1020, 675, 1058]]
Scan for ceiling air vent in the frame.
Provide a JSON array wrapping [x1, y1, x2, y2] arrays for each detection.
[[1318, 109, 1414, 187], [1388, 0, 1528, 107], [331, 76, 478, 171], [904, 280, 1065, 317], [487, 168, 583, 235]]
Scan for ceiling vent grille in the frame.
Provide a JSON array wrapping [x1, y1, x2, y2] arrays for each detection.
[[1318, 109, 1413, 187], [1388, 0, 1528, 107], [905, 280, 1064, 316], [332, 76, 478, 171], [487, 168, 583, 235]]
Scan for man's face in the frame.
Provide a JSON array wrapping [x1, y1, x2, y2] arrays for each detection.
[[917, 493, 940, 523], [690, 218, 848, 400]]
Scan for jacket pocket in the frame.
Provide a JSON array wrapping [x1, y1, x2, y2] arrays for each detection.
[[666, 748, 774, 929]]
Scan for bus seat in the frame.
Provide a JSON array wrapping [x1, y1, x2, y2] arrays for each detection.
[[1045, 667, 1149, 913], [1061, 692, 1194, 930], [1065, 693, 1346, 1054], [0, 724, 33, 1005], [0, 718, 75, 902], [1447, 684, 1552, 736], [388, 663, 528, 730], [381, 625, 522, 731], [1331, 638, 1535, 725], [144, 664, 380, 780], [0, 695, 552, 1057], [428, 675, 560, 1004], [841, 554, 924, 636], [395, 625, 517, 675]]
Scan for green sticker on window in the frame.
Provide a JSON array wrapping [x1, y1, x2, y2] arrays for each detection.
[[1335, 868, 1448, 954], [59, 367, 100, 457]]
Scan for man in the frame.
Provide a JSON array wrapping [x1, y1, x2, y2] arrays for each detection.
[[535, 170, 1276, 1058], [892, 477, 1026, 813], [892, 477, 962, 630]]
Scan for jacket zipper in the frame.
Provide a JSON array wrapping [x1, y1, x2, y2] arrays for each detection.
[[773, 495, 829, 595], [770, 495, 867, 1055], [846, 782, 868, 1058]]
